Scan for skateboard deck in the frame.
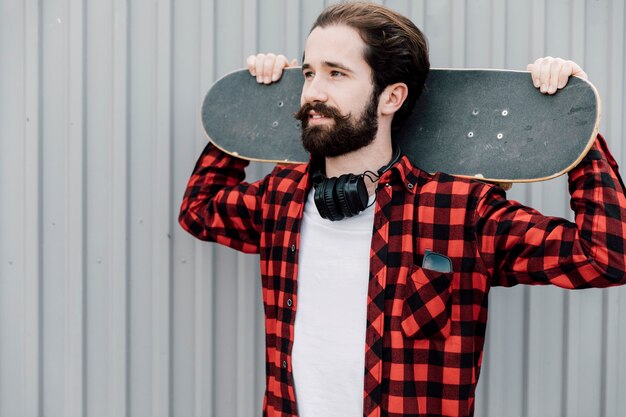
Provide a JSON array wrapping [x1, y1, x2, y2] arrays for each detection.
[[201, 67, 600, 183]]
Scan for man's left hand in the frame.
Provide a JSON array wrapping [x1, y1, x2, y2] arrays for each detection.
[[527, 56, 588, 95]]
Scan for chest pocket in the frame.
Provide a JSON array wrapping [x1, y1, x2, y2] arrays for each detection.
[[401, 265, 453, 339]]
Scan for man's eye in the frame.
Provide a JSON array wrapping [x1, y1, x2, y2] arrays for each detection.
[[303, 71, 314, 79], [330, 71, 344, 78]]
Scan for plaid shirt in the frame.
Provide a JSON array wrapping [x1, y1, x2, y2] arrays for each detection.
[[179, 134, 626, 417]]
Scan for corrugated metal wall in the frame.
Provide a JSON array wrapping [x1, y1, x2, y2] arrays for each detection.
[[1, 0, 625, 416]]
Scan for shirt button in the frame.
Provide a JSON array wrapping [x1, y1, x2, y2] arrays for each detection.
[[407, 183, 414, 189], [287, 299, 293, 307], [290, 244, 296, 252], [282, 361, 288, 368], [385, 183, 391, 188]]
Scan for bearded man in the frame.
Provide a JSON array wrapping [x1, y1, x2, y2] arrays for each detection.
[[179, 2, 626, 416]]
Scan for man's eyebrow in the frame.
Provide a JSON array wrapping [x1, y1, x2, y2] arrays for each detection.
[[324, 61, 354, 73], [301, 61, 354, 73]]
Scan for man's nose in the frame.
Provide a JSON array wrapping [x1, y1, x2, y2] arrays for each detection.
[[301, 78, 328, 103]]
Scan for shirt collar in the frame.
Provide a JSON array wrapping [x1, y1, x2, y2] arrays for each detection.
[[378, 154, 431, 194], [304, 152, 431, 195]]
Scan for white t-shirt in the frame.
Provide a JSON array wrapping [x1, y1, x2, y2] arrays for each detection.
[[292, 190, 376, 417]]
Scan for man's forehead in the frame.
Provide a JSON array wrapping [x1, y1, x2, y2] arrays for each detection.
[[302, 25, 367, 67]]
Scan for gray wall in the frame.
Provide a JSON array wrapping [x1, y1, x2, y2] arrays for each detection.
[[1, 0, 625, 416]]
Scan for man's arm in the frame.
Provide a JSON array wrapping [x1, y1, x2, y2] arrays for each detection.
[[477, 134, 626, 288], [178, 143, 265, 253], [179, 54, 297, 251], [476, 58, 626, 288]]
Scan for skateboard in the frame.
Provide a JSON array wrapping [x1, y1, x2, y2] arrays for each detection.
[[201, 67, 600, 184]]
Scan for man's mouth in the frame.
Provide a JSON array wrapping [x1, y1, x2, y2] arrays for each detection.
[[309, 111, 331, 123], [295, 102, 346, 128]]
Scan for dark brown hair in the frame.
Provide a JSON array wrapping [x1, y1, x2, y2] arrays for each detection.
[[311, 1, 430, 131]]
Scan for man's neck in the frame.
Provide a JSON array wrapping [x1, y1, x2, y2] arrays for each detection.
[[324, 136, 393, 195]]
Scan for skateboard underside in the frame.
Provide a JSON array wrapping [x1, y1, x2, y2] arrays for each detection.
[[202, 68, 600, 183]]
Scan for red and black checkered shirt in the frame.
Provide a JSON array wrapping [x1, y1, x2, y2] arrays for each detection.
[[179, 134, 626, 417]]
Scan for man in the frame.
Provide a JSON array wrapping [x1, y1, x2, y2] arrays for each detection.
[[179, 2, 626, 416]]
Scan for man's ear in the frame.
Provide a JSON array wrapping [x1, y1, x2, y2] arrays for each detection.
[[379, 82, 408, 116]]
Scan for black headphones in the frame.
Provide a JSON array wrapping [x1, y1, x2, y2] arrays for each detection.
[[312, 147, 402, 221]]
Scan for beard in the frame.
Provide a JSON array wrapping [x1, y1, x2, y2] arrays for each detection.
[[294, 92, 379, 158]]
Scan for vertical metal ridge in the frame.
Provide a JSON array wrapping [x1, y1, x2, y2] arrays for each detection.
[[236, 254, 253, 417], [602, 5, 626, 416], [451, 1, 466, 67], [193, 243, 212, 417], [562, 4, 586, 416], [529, 0, 546, 57], [491, 0, 506, 67], [153, 0, 173, 415], [407, 1, 427, 32], [65, 0, 86, 415], [601, 289, 617, 417], [621, 0, 626, 167], [285, 0, 300, 60], [23, 0, 43, 415], [607, 0, 625, 166], [521, 287, 530, 417], [109, 0, 130, 415], [563, 291, 581, 417], [194, 1, 216, 415], [210, 248, 220, 417], [570, 0, 586, 65], [236, 3, 258, 415], [242, 0, 257, 56]]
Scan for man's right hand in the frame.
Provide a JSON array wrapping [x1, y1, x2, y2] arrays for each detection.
[[246, 53, 298, 84]]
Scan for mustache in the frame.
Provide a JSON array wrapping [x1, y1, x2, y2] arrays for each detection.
[[294, 102, 350, 125]]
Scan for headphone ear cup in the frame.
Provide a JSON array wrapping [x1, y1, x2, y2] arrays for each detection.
[[314, 179, 331, 220], [314, 177, 344, 221], [323, 177, 344, 221], [334, 175, 353, 217], [343, 174, 369, 214], [335, 174, 368, 218]]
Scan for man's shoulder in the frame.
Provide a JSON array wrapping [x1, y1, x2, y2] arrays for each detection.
[[269, 162, 309, 180], [412, 166, 499, 208], [264, 162, 310, 193], [401, 156, 496, 197]]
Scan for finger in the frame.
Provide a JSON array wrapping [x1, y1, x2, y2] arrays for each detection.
[[262, 53, 277, 83], [556, 60, 572, 90], [271, 55, 289, 82], [527, 58, 542, 88], [547, 58, 564, 94], [290, 58, 298, 67], [570, 61, 588, 80], [255, 53, 266, 83], [246, 55, 257, 76], [539, 57, 554, 93]]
